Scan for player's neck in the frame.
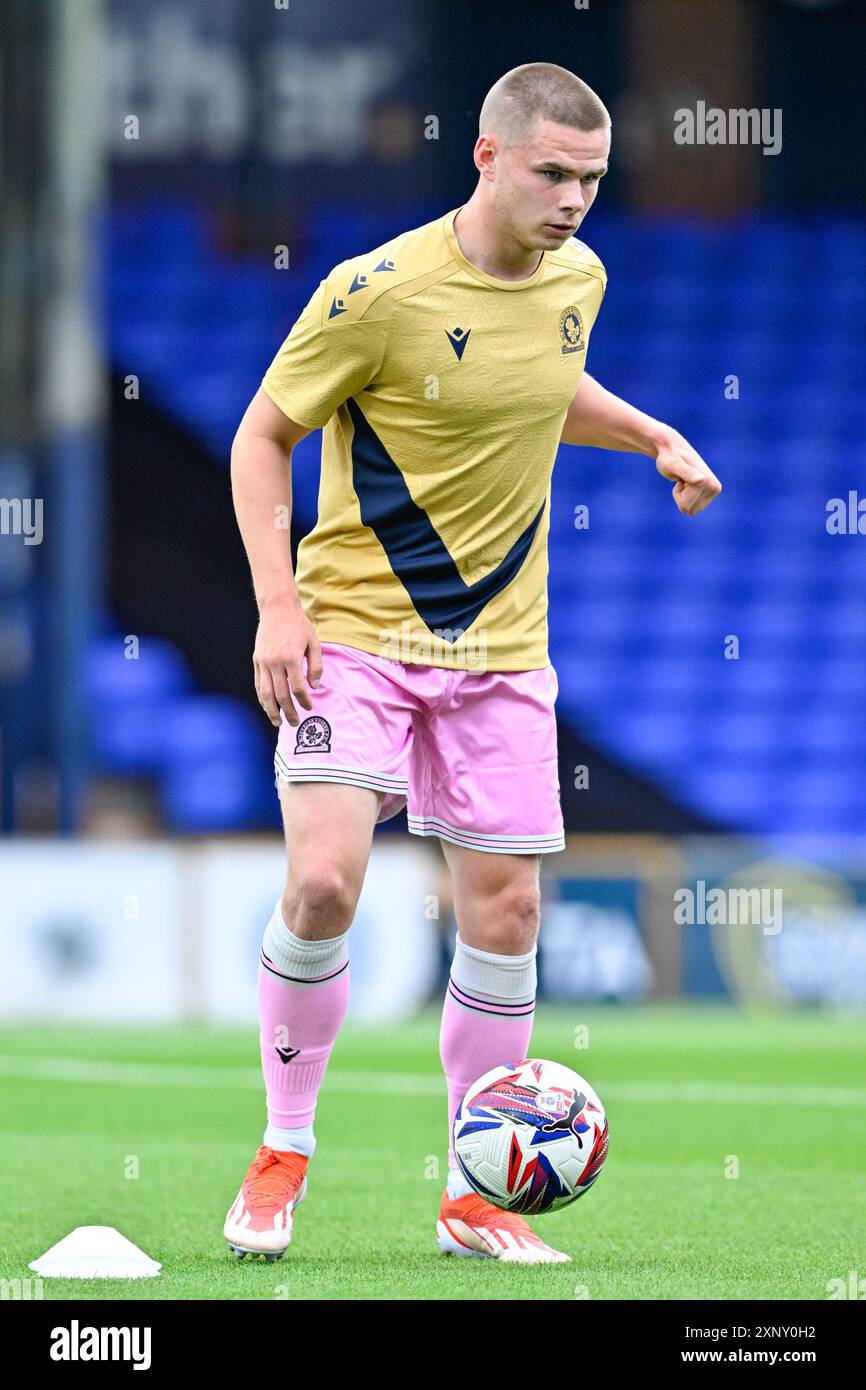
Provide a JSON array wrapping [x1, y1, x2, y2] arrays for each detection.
[[452, 201, 543, 282]]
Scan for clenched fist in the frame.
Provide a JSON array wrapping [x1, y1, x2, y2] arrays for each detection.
[[654, 432, 722, 516]]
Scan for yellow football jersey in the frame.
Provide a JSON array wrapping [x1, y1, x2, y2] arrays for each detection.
[[262, 205, 606, 671]]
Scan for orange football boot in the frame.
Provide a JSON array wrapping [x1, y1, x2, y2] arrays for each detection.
[[437, 1189, 571, 1263], [224, 1145, 309, 1260]]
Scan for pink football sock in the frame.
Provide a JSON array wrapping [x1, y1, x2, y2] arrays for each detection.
[[258, 899, 350, 1138], [439, 933, 537, 1169]]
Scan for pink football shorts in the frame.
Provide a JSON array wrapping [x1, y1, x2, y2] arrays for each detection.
[[273, 640, 564, 855]]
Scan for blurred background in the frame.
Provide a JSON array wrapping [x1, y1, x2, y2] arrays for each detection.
[[2, 0, 866, 1026]]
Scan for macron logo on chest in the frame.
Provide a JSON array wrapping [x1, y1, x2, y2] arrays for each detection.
[[445, 326, 471, 361]]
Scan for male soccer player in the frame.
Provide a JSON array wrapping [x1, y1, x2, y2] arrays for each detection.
[[225, 63, 721, 1264]]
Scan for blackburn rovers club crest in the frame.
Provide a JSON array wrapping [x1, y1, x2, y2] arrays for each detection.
[[559, 305, 585, 354], [294, 715, 331, 754]]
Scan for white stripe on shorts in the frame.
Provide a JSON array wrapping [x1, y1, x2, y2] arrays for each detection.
[[407, 814, 564, 854]]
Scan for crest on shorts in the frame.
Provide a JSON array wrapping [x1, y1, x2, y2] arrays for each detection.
[[559, 305, 585, 354], [294, 715, 332, 754]]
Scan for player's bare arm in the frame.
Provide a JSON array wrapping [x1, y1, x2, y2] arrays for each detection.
[[560, 371, 722, 516], [231, 386, 322, 728]]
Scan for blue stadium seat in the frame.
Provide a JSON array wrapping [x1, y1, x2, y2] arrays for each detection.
[[85, 634, 192, 703]]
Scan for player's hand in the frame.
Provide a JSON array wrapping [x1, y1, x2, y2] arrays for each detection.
[[654, 432, 722, 516], [253, 598, 323, 729]]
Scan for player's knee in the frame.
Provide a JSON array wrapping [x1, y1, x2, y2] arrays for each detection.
[[283, 864, 357, 935], [496, 882, 541, 944]]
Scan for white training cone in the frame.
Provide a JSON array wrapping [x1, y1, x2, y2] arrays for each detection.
[[30, 1226, 161, 1279]]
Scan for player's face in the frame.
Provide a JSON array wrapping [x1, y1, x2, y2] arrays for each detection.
[[493, 119, 610, 250]]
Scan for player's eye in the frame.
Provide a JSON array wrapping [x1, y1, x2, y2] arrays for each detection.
[[541, 170, 562, 180]]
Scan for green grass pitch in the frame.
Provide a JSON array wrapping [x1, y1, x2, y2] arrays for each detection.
[[1, 1005, 864, 1300]]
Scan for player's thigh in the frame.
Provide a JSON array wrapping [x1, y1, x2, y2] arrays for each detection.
[[441, 841, 541, 954], [278, 778, 383, 906]]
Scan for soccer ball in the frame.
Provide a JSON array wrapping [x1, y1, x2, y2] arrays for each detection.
[[453, 1057, 608, 1215]]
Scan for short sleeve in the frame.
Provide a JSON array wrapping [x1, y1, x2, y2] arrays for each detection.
[[261, 272, 389, 431]]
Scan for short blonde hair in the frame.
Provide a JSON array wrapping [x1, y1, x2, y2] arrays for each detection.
[[479, 63, 610, 148]]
